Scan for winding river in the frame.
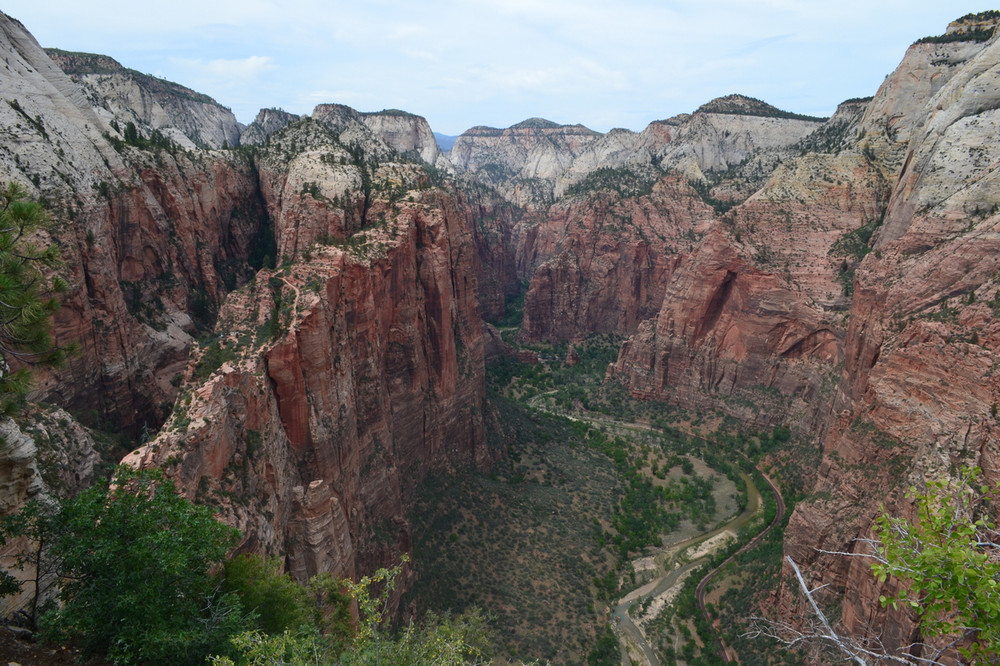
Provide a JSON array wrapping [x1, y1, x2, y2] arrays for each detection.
[[524, 394, 785, 664], [611, 471, 763, 665]]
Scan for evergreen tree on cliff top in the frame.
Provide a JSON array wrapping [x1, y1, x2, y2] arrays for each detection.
[[0, 182, 70, 415]]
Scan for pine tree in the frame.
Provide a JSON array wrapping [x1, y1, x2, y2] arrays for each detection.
[[0, 182, 70, 414]]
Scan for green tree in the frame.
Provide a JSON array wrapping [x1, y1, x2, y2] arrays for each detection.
[[0, 498, 62, 629], [762, 467, 1000, 664], [213, 555, 498, 666], [222, 554, 315, 634], [36, 465, 248, 664], [0, 182, 71, 414], [872, 467, 1000, 663]]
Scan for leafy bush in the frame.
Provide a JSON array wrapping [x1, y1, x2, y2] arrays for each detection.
[[872, 468, 1000, 663], [222, 555, 314, 634], [19, 466, 248, 664]]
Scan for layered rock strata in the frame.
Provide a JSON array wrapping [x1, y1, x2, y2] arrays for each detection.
[[780, 18, 1000, 654], [0, 13, 269, 431], [45, 49, 243, 149], [124, 180, 490, 586], [449, 97, 825, 207], [517, 175, 715, 341]]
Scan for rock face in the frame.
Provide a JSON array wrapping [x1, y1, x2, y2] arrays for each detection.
[[448, 98, 825, 207], [240, 107, 301, 146], [449, 119, 603, 206], [6, 6, 1000, 654], [123, 165, 491, 588], [46, 49, 243, 149], [0, 13, 269, 431], [360, 110, 446, 167], [778, 18, 1000, 654], [517, 175, 715, 341], [0, 407, 99, 619], [611, 227, 845, 428], [0, 12, 515, 604]]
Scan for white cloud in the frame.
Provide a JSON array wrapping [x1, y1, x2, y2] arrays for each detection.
[[3, 0, 995, 133], [171, 55, 276, 81]]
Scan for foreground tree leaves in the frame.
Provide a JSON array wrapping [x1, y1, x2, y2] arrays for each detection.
[[752, 467, 1000, 664], [21, 466, 247, 665], [2, 466, 503, 665], [873, 467, 1000, 663]]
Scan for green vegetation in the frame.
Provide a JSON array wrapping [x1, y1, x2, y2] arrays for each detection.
[[916, 24, 996, 44], [361, 108, 419, 118], [214, 555, 497, 665], [195, 337, 239, 379], [107, 119, 177, 153], [409, 321, 809, 664], [689, 177, 736, 214], [0, 466, 500, 665], [408, 395, 622, 663], [6, 99, 48, 140], [872, 468, 1000, 663], [566, 166, 662, 199], [0, 466, 244, 664], [830, 218, 881, 263], [0, 183, 72, 415], [914, 12, 1000, 45], [696, 95, 827, 123], [829, 215, 884, 296], [795, 118, 854, 155], [666, 474, 798, 666], [766, 468, 1000, 665], [510, 118, 565, 130]]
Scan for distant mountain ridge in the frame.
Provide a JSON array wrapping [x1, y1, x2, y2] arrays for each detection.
[[695, 93, 829, 121], [433, 131, 458, 151], [6, 9, 1000, 663]]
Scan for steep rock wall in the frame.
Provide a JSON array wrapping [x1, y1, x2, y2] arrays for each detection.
[[46, 49, 243, 150], [781, 24, 1000, 654], [516, 175, 714, 341], [125, 186, 489, 587], [609, 146, 889, 428], [0, 13, 268, 431]]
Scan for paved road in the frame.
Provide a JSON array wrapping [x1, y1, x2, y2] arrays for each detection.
[[526, 400, 784, 665], [610, 472, 762, 665], [695, 469, 786, 663]]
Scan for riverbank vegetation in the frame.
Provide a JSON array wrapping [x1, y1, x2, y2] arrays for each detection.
[[409, 327, 809, 664]]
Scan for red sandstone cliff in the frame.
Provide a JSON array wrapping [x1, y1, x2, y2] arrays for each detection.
[[0, 13, 510, 599], [116, 115, 495, 588], [779, 19, 1000, 656], [516, 175, 715, 341], [6, 6, 1000, 654], [0, 13, 270, 432], [607, 142, 889, 429]]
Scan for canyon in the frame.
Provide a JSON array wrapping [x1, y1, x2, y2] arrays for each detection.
[[0, 8, 998, 663]]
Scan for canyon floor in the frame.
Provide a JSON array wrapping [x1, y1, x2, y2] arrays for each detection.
[[406, 329, 811, 664]]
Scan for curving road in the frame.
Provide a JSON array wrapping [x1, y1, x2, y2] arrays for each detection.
[[524, 396, 786, 665], [695, 469, 785, 663], [610, 472, 762, 665]]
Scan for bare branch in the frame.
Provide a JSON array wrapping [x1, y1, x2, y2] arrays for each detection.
[[786, 556, 870, 665]]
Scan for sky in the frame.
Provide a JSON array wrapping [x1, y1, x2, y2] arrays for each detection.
[[2, 1, 993, 136]]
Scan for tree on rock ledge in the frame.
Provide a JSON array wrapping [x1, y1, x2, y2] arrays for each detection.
[[33, 466, 246, 664]]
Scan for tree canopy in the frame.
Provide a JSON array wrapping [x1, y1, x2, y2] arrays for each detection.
[[764, 467, 1000, 664], [35, 466, 245, 664], [872, 468, 1000, 663]]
